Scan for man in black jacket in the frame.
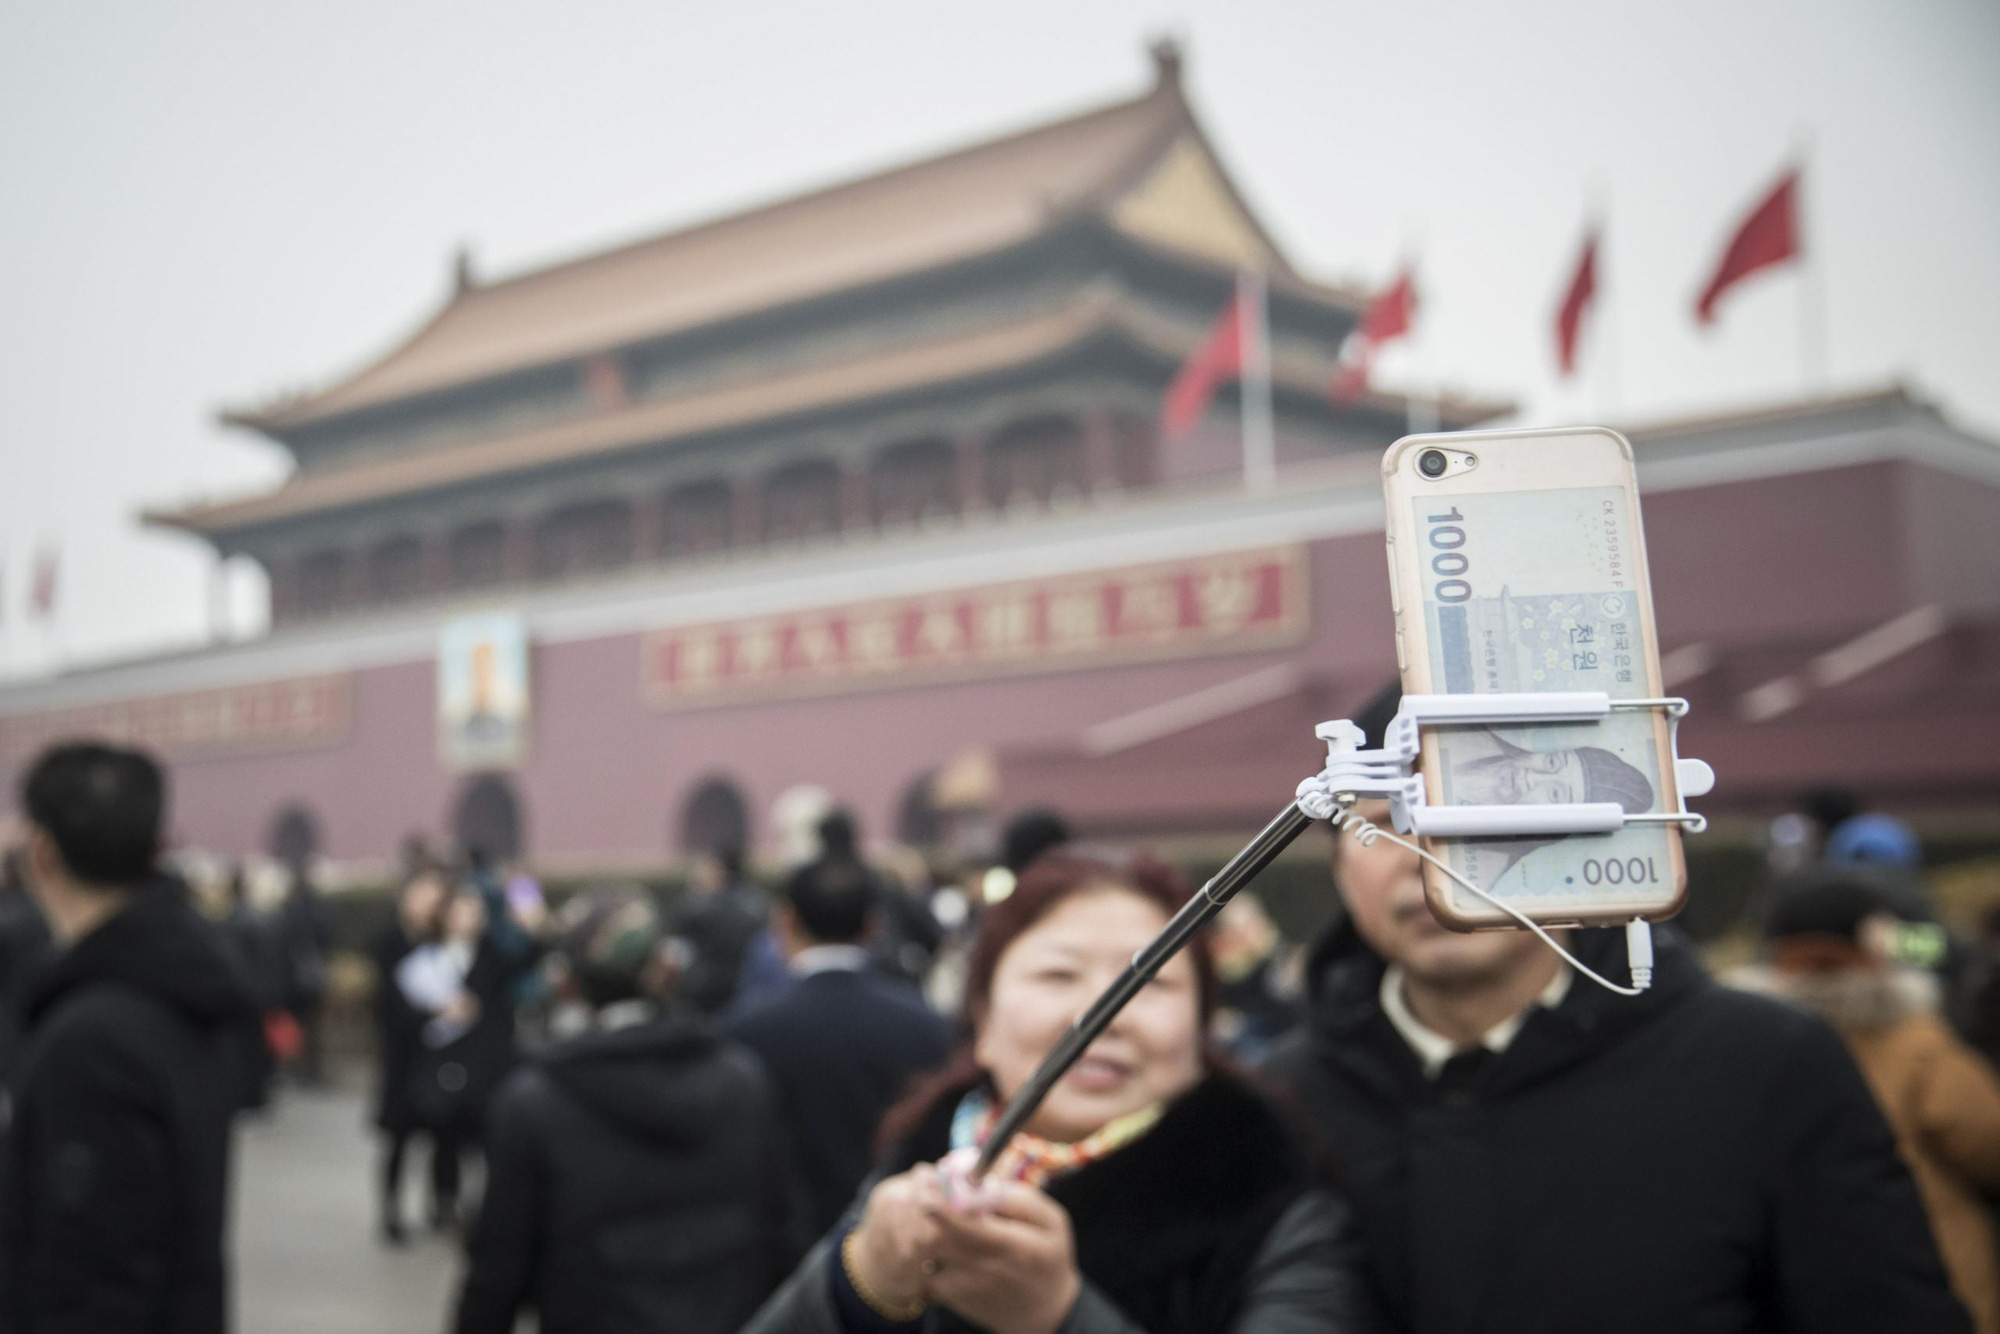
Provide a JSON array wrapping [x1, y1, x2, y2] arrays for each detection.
[[730, 845, 950, 1237], [1, 742, 258, 1334], [1263, 693, 1969, 1333], [454, 884, 799, 1334]]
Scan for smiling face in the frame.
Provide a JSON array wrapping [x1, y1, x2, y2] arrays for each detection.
[[1334, 800, 1547, 988], [973, 884, 1203, 1143]]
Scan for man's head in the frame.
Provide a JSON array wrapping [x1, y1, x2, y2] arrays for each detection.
[[1333, 799, 1550, 989], [555, 883, 669, 1008], [775, 854, 875, 955], [1331, 685, 1550, 988], [20, 742, 165, 938]]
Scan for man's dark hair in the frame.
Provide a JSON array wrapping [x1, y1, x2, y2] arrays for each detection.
[[22, 741, 166, 888], [1000, 807, 1072, 875], [1353, 681, 1405, 751], [784, 856, 875, 945], [1801, 786, 1861, 839], [816, 809, 860, 862], [714, 841, 746, 883]]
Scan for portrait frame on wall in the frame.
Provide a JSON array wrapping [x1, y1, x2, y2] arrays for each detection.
[[437, 611, 530, 771]]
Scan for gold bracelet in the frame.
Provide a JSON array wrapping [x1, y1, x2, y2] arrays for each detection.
[[841, 1230, 928, 1323]]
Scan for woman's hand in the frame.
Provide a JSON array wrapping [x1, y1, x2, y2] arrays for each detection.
[[847, 1164, 949, 1314], [439, 990, 481, 1029], [925, 1180, 1081, 1334]]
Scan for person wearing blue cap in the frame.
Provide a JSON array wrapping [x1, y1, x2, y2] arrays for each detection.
[[1826, 812, 1926, 870]]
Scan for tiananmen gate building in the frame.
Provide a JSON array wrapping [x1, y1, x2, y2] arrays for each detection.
[[3, 47, 1998, 885]]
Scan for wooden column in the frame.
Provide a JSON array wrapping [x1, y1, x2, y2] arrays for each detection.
[[955, 435, 988, 515], [1082, 407, 1121, 496], [264, 553, 298, 626], [839, 457, 873, 534], [420, 531, 452, 596], [504, 515, 538, 583], [731, 474, 763, 550], [630, 493, 667, 563]]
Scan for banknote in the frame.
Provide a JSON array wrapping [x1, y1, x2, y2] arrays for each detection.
[[1413, 485, 1671, 912]]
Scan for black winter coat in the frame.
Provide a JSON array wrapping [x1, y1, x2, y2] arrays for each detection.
[[0, 880, 259, 1334], [743, 1072, 1383, 1334], [368, 923, 426, 1133], [1263, 923, 1971, 1334], [451, 1017, 800, 1334], [730, 967, 950, 1236]]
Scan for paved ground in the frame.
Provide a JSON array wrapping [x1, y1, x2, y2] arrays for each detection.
[[233, 1075, 466, 1334]]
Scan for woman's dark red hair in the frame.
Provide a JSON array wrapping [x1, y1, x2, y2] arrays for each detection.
[[876, 846, 1218, 1153]]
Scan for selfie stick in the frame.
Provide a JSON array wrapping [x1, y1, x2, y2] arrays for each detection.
[[969, 690, 1711, 1182]]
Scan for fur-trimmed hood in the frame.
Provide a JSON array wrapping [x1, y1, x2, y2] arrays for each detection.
[[1726, 962, 1940, 1033]]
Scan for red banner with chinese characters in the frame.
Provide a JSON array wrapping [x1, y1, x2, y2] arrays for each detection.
[[644, 546, 1307, 707], [1, 674, 351, 764]]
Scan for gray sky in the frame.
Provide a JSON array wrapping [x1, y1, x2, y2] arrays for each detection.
[[3, 0, 1996, 676]]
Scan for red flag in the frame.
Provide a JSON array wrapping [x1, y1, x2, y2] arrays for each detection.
[[1696, 169, 1800, 326], [1330, 269, 1418, 402], [1160, 291, 1247, 436], [1555, 229, 1599, 376], [30, 548, 58, 619], [1359, 271, 1416, 344]]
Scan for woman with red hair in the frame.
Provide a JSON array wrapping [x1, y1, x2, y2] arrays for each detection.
[[744, 848, 1378, 1334]]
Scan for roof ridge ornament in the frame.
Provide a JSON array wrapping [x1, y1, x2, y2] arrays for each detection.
[[1148, 37, 1183, 90], [453, 243, 477, 296]]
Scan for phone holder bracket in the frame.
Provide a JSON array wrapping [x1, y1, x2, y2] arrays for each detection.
[[1295, 692, 1711, 839]]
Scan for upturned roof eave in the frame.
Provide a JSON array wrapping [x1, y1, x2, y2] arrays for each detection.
[[221, 79, 1193, 438], [219, 63, 1354, 440], [159, 290, 1500, 539]]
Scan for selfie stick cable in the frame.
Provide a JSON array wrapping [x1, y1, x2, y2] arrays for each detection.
[[1317, 801, 1652, 997]]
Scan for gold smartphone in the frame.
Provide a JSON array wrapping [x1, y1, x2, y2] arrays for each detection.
[[1381, 427, 1687, 930]]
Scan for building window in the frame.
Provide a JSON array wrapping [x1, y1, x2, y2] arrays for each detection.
[[762, 460, 840, 544], [450, 522, 508, 589], [453, 773, 524, 865], [872, 438, 959, 528], [266, 803, 322, 868], [986, 416, 1086, 509], [663, 479, 734, 558], [370, 536, 424, 602], [680, 775, 751, 858], [535, 499, 634, 580], [297, 549, 347, 615]]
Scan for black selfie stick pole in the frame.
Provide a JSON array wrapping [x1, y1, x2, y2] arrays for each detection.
[[970, 799, 1316, 1179]]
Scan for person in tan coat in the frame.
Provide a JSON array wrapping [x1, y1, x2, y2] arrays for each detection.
[[1743, 873, 2000, 1334]]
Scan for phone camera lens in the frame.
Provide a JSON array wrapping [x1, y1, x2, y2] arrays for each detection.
[[1418, 449, 1449, 478]]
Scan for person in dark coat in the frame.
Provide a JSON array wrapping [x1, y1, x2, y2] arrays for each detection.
[[454, 884, 800, 1334], [0, 842, 53, 1077], [731, 843, 951, 1238], [271, 863, 335, 1084], [370, 869, 449, 1242], [672, 844, 768, 1016], [1260, 688, 1968, 1334], [743, 848, 1380, 1334], [0, 742, 259, 1334], [402, 883, 524, 1230]]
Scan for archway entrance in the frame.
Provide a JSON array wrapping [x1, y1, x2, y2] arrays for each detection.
[[453, 773, 524, 865]]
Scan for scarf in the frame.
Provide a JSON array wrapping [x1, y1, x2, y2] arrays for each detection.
[[948, 1088, 1163, 1188]]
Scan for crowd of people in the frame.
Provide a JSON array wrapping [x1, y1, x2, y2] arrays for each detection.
[[4, 721, 2000, 1333]]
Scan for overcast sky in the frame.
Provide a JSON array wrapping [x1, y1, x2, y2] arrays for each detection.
[[2, 0, 1996, 676]]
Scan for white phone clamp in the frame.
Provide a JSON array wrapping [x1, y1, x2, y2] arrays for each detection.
[[1295, 692, 1713, 838]]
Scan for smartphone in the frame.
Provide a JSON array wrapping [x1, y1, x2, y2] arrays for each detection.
[[1381, 427, 1687, 930]]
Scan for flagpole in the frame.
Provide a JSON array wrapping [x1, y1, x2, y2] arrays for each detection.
[[1239, 270, 1276, 492], [1794, 130, 1828, 392], [1588, 178, 1619, 422]]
